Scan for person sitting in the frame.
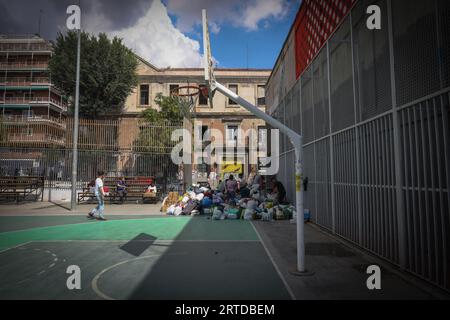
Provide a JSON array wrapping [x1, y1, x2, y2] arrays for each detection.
[[117, 177, 127, 203], [239, 181, 250, 198], [217, 179, 226, 194], [146, 182, 157, 194], [271, 177, 286, 204], [226, 175, 238, 200]]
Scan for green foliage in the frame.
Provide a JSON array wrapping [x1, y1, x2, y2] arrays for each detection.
[[136, 93, 184, 152], [141, 93, 184, 123], [49, 31, 138, 118]]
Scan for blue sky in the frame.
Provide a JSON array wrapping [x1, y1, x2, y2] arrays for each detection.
[[179, 2, 300, 69]]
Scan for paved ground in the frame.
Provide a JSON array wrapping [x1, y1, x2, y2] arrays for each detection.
[[0, 202, 448, 300]]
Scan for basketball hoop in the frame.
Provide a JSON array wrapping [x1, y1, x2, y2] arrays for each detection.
[[170, 85, 203, 119]]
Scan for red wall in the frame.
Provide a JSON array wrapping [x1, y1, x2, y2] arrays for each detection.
[[294, 0, 357, 79]]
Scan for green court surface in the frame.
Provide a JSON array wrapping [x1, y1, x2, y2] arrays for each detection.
[[0, 216, 258, 252], [0, 216, 292, 300]]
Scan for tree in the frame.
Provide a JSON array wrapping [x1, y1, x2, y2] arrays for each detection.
[[49, 31, 138, 118], [141, 93, 185, 123], [136, 93, 184, 152]]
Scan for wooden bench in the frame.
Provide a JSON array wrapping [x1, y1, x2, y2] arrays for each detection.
[[77, 177, 161, 204], [0, 176, 45, 203]]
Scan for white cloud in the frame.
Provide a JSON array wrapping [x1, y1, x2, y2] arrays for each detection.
[[166, 0, 290, 33], [240, 0, 289, 31], [108, 0, 203, 68]]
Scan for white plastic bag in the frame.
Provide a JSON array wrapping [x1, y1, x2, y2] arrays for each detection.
[[174, 206, 183, 216], [244, 208, 255, 220], [195, 193, 204, 201]]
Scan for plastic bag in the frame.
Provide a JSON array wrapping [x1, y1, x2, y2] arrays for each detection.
[[174, 206, 183, 216], [244, 208, 255, 220]]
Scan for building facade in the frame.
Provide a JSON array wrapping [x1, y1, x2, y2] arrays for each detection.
[[266, 0, 450, 291], [0, 35, 67, 147], [124, 56, 270, 180]]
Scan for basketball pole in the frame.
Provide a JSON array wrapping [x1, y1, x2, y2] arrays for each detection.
[[212, 81, 309, 274]]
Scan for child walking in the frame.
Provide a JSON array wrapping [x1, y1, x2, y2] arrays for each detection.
[[87, 170, 107, 221]]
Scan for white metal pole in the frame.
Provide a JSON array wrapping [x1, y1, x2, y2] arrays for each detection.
[[70, 28, 81, 210], [294, 143, 305, 272], [213, 81, 307, 273]]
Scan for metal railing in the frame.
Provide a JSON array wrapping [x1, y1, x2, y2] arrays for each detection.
[[1, 115, 66, 127], [2, 97, 67, 110], [0, 77, 51, 86], [0, 43, 52, 52], [0, 62, 49, 69]]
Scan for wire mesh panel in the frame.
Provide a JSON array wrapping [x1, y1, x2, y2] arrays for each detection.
[[333, 129, 359, 243], [315, 138, 332, 230], [313, 49, 330, 139], [392, 0, 441, 107], [352, 0, 392, 122], [399, 92, 450, 290], [437, 0, 450, 89], [292, 81, 301, 135], [359, 114, 398, 263], [301, 67, 314, 143], [330, 16, 355, 132], [285, 150, 296, 203], [303, 144, 316, 223]]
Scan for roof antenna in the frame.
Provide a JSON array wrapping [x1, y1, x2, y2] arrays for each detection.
[[246, 42, 249, 69], [38, 9, 43, 36]]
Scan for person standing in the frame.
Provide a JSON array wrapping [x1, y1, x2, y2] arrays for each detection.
[[208, 164, 219, 190], [88, 170, 107, 221]]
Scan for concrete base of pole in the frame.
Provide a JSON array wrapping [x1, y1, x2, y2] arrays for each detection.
[[289, 268, 315, 277]]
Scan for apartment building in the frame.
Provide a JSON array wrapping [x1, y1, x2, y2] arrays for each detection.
[[0, 35, 67, 147]]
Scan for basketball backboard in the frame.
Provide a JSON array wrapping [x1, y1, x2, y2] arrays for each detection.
[[202, 9, 216, 107]]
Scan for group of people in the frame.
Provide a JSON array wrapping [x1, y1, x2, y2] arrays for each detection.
[[208, 166, 287, 205]]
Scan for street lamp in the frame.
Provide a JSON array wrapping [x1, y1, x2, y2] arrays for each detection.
[[66, 4, 81, 210]]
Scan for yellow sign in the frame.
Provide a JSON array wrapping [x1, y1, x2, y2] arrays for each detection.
[[221, 162, 243, 179], [295, 174, 301, 191]]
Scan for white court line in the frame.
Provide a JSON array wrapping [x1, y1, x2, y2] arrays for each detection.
[[250, 221, 296, 300], [0, 241, 32, 254], [92, 252, 188, 300]]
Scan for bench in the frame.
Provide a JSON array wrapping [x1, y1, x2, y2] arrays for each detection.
[[0, 176, 45, 203], [77, 177, 161, 204]]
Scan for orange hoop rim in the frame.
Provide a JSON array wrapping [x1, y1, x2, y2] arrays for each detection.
[[171, 85, 202, 97]]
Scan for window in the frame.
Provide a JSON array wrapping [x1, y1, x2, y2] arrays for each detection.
[[228, 84, 238, 105], [257, 126, 267, 152], [169, 84, 179, 97], [225, 125, 239, 145], [199, 85, 208, 106], [140, 84, 149, 106], [201, 125, 210, 141], [257, 85, 266, 106], [22, 110, 33, 118]]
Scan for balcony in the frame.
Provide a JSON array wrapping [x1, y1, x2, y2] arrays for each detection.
[[0, 115, 66, 128], [0, 77, 51, 87], [1, 97, 68, 111], [0, 43, 52, 52], [0, 62, 49, 70], [7, 133, 65, 146]]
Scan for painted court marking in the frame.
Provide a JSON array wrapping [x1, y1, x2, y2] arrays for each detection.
[[91, 252, 188, 300], [250, 221, 296, 300]]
